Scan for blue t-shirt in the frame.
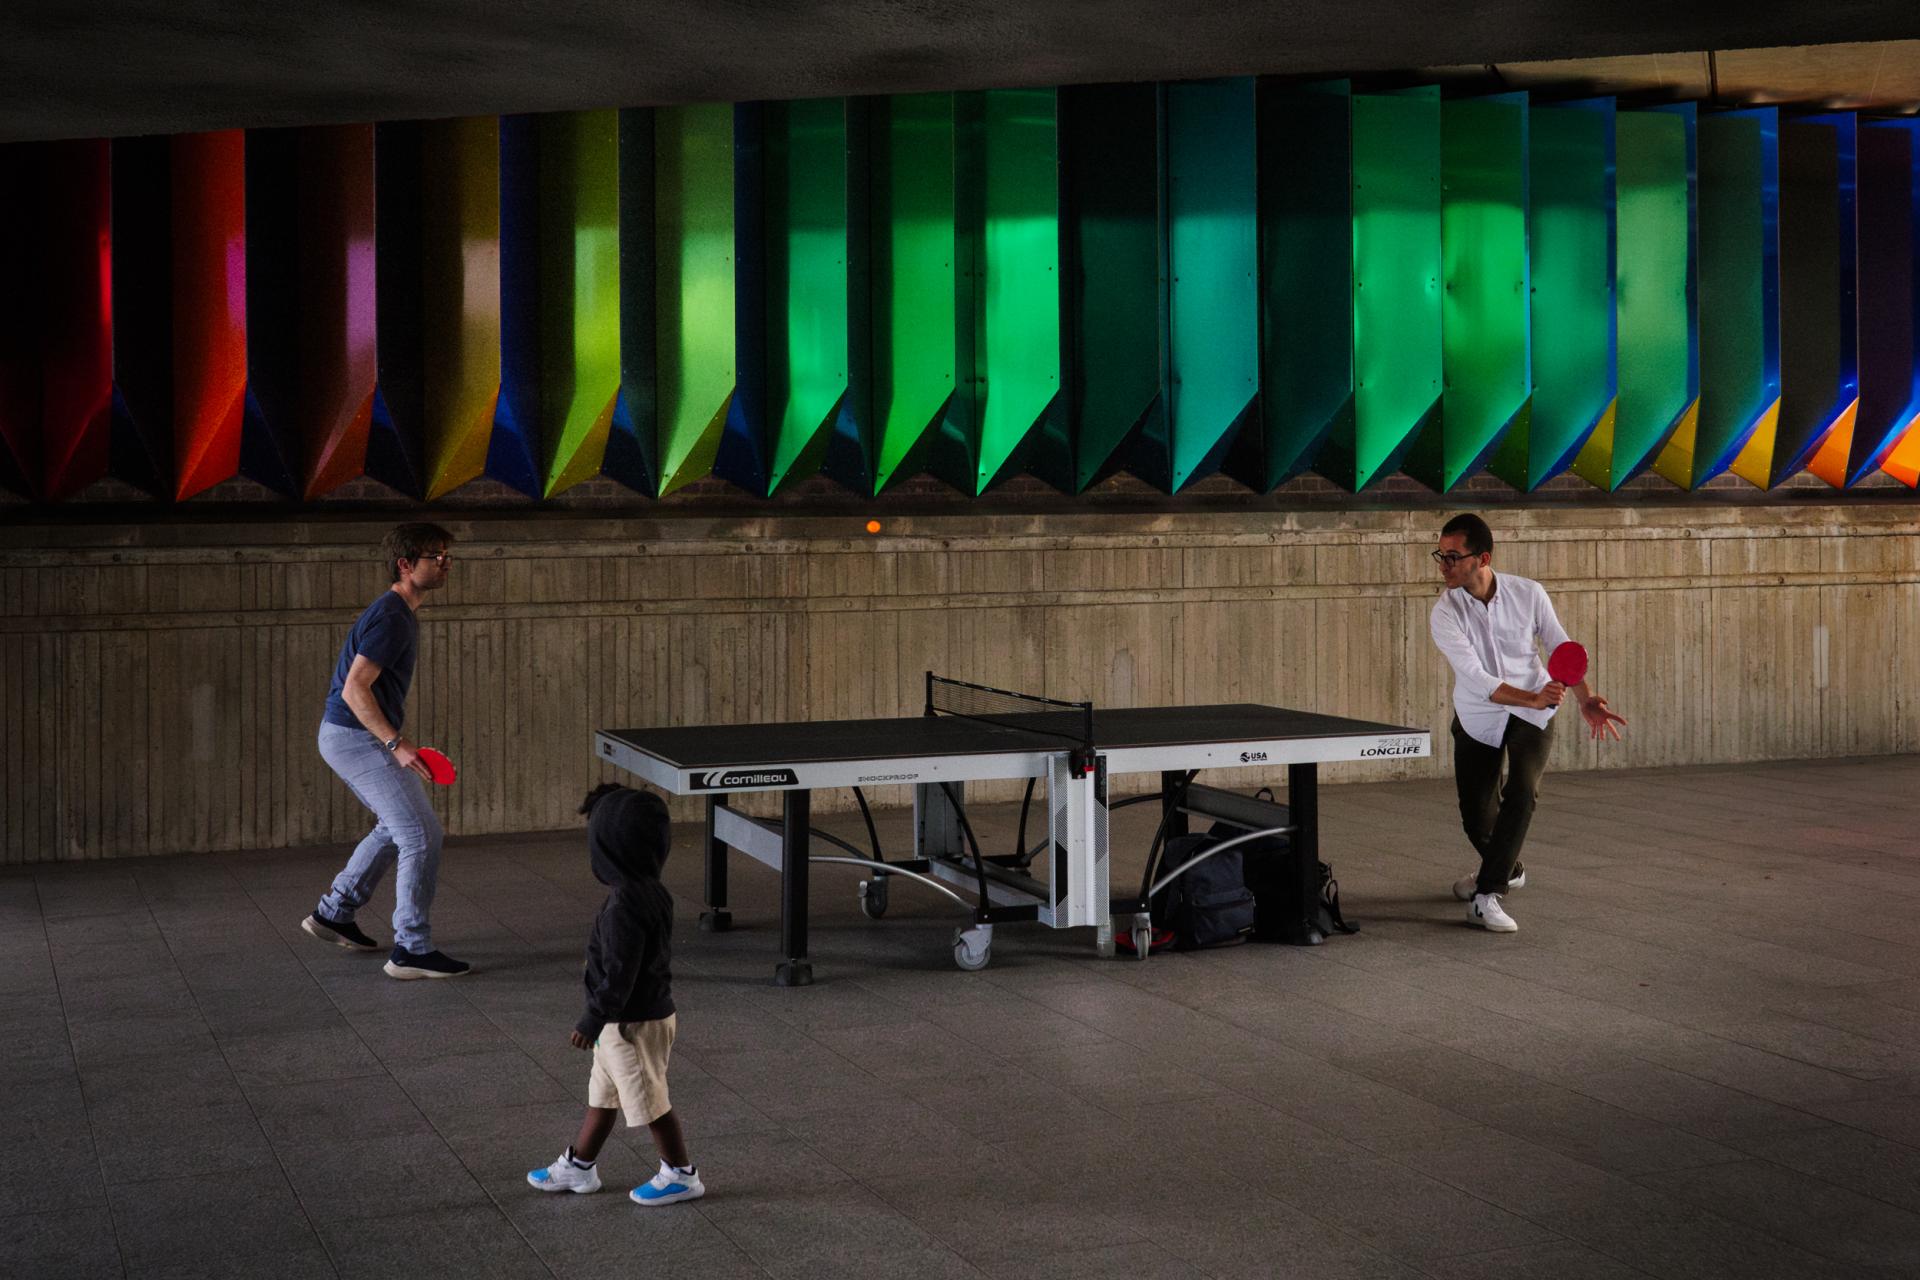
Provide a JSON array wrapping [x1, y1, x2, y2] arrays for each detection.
[[322, 591, 419, 734]]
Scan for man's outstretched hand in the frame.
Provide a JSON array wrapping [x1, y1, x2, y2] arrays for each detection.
[[1581, 694, 1627, 741]]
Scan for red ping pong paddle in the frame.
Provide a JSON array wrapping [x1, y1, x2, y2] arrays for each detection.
[[1547, 640, 1588, 687], [416, 746, 458, 786]]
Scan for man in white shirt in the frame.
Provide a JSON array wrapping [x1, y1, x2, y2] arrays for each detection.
[[1429, 513, 1626, 933]]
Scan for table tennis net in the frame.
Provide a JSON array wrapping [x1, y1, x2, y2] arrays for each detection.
[[925, 673, 1094, 750]]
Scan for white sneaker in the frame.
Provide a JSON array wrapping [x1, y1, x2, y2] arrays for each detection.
[[630, 1161, 705, 1206], [527, 1150, 602, 1194], [1453, 865, 1526, 901], [1468, 893, 1518, 933]]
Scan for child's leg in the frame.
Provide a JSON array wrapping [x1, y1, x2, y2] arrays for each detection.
[[647, 1108, 689, 1169], [573, 1105, 619, 1161]]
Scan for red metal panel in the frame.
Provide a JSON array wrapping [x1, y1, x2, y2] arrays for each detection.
[[170, 130, 248, 500]]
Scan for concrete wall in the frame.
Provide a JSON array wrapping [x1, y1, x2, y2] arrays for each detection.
[[3, 503, 1916, 864]]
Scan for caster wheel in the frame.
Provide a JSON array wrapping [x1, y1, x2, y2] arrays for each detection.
[[858, 878, 889, 920], [1131, 924, 1152, 959], [952, 925, 992, 971]]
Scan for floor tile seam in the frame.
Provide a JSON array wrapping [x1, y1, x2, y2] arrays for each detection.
[[1623, 1051, 1888, 1134], [1612, 1170, 1920, 1269], [848, 1175, 1156, 1268], [1254, 1156, 1581, 1269], [1738, 1000, 1920, 1064], [1357, 1137, 1825, 1274], [1409, 923, 1885, 1043], [365, 1051, 563, 1280], [1490, 1063, 1839, 1148], [1651, 1020, 1915, 1086], [35, 876, 135, 1279], [692, 1185, 977, 1276], [1412, 1232, 1663, 1277], [135, 893, 353, 1280], [1619, 1150, 1920, 1227]]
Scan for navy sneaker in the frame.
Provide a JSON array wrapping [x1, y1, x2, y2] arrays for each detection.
[[301, 912, 381, 952], [383, 946, 472, 980]]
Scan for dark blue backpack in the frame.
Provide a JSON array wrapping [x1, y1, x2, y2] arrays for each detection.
[[1149, 832, 1257, 949]]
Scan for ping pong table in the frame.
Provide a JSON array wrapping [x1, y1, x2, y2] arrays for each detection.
[[594, 674, 1430, 985]]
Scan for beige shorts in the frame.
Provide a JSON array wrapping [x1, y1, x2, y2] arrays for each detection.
[[587, 1014, 676, 1126]]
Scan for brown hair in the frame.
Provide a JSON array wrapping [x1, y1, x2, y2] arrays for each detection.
[[1439, 512, 1493, 557], [380, 522, 453, 583]]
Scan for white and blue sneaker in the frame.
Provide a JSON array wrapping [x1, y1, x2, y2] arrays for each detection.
[[630, 1161, 704, 1206], [527, 1148, 601, 1194]]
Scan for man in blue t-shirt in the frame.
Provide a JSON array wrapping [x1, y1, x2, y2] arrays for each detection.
[[302, 522, 471, 979]]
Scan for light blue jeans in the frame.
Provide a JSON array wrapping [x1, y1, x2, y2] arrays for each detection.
[[316, 721, 443, 954]]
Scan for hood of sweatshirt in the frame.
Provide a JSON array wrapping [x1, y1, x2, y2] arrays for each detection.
[[587, 787, 671, 887]]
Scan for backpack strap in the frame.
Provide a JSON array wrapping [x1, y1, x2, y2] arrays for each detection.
[[1318, 861, 1360, 935]]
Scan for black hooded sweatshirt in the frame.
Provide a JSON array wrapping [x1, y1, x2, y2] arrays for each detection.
[[575, 787, 676, 1039]]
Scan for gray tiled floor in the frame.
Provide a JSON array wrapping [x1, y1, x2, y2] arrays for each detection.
[[4, 755, 1920, 1279]]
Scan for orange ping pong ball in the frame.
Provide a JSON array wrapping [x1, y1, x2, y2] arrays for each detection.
[[865, 519, 882, 534]]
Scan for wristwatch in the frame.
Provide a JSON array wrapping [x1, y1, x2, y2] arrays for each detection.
[[383, 736, 401, 752]]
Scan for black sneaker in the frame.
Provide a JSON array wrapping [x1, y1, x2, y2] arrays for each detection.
[[302, 912, 381, 952], [383, 946, 472, 980]]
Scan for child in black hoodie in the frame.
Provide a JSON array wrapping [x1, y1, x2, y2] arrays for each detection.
[[527, 784, 704, 1205]]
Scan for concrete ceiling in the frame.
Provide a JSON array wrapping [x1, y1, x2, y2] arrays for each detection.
[[4, 1, 1920, 143]]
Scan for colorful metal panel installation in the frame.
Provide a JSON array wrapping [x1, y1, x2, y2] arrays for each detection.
[[1505, 98, 1613, 490], [1578, 105, 1698, 489], [244, 124, 378, 500], [1243, 80, 1354, 492], [1735, 112, 1856, 488], [870, 93, 964, 494], [1659, 107, 1779, 490], [1858, 121, 1920, 488], [169, 130, 249, 502], [1155, 78, 1258, 493], [12, 83, 1920, 504], [762, 97, 869, 494], [1422, 91, 1530, 492], [1062, 83, 1163, 493], [0, 140, 114, 501], [651, 104, 736, 496], [1331, 86, 1442, 492]]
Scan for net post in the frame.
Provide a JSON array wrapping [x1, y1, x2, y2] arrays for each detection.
[[923, 670, 935, 717]]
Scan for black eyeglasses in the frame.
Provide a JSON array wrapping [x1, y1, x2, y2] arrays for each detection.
[[415, 552, 452, 566], [1431, 550, 1479, 566]]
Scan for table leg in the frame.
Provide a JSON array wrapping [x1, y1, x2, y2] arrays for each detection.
[[1160, 770, 1190, 840], [1285, 762, 1326, 945], [700, 794, 733, 932], [775, 788, 814, 986]]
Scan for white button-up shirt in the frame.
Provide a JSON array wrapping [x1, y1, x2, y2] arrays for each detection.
[[1430, 572, 1570, 748]]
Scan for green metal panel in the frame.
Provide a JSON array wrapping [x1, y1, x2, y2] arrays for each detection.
[[1242, 79, 1352, 492], [1163, 77, 1258, 492], [1422, 92, 1529, 492], [653, 103, 735, 496], [765, 97, 855, 493], [1758, 113, 1854, 487], [1503, 98, 1614, 490], [540, 109, 622, 497], [1061, 83, 1162, 492], [1579, 105, 1696, 489], [1658, 107, 1778, 489], [871, 93, 960, 493], [606, 108, 657, 495], [975, 88, 1061, 493], [1334, 86, 1442, 492]]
